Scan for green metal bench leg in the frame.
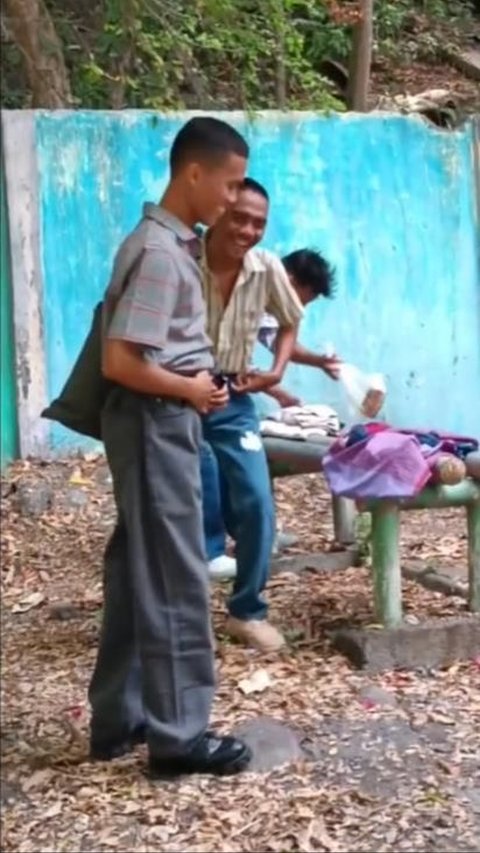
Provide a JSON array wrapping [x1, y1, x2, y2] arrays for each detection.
[[371, 503, 402, 626], [467, 500, 480, 612]]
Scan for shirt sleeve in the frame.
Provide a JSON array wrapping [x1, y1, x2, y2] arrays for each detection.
[[257, 312, 280, 352], [264, 253, 304, 328], [106, 248, 179, 348]]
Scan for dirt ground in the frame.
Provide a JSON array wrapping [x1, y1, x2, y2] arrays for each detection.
[[1, 456, 479, 853]]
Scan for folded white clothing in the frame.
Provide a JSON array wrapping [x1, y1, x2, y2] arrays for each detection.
[[265, 403, 340, 437], [260, 420, 330, 442]]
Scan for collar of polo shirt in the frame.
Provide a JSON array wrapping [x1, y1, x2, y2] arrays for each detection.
[[143, 202, 198, 244]]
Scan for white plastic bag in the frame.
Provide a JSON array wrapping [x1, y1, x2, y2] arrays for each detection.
[[338, 363, 386, 419], [323, 343, 387, 420]]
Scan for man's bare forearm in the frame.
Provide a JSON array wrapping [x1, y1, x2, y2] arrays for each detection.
[[102, 338, 193, 399], [270, 325, 298, 380], [231, 325, 299, 395], [289, 342, 325, 368], [289, 343, 341, 379], [266, 384, 286, 402]]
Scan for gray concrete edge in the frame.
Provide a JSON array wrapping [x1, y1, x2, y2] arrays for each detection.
[[2, 110, 49, 457]]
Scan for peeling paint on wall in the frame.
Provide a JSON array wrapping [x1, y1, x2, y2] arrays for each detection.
[[2, 111, 48, 458], [33, 111, 480, 449]]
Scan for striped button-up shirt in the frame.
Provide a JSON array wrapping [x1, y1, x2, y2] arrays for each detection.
[[201, 243, 303, 373]]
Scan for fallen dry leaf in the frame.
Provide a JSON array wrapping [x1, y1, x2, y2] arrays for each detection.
[[43, 801, 62, 819], [11, 591, 45, 613], [238, 668, 272, 695], [298, 818, 340, 852], [22, 768, 54, 791], [69, 468, 92, 486]]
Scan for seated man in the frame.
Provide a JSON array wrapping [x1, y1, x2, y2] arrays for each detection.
[[204, 247, 339, 581]]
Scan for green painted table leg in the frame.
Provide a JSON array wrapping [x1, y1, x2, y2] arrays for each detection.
[[371, 503, 402, 626], [467, 500, 480, 612]]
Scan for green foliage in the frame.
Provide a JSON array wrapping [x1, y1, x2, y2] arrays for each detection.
[[1, 42, 24, 108], [373, 0, 476, 62], [68, 0, 348, 111], [1, 0, 477, 110]]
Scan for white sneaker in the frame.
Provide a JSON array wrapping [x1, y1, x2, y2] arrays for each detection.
[[208, 555, 237, 581], [273, 530, 299, 555]]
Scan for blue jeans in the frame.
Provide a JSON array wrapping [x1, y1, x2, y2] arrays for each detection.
[[202, 392, 275, 621], [200, 442, 227, 561]]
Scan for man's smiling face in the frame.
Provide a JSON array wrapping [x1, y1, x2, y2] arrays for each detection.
[[213, 187, 269, 261]]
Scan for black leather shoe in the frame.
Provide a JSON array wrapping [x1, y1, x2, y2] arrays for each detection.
[[90, 724, 146, 761], [148, 732, 251, 778]]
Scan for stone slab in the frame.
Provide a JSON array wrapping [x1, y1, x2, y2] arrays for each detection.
[[233, 716, 305, 772], [403, 561, 468, 595], [270, 547, 359, 576], [446, 49, 480, 81], [332, 615, 480, 672], [14, 482, 53, 516]]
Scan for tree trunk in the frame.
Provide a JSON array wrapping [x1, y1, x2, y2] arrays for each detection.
[[108, 0, 138, 109], [270, 0, 287, 109], [346, 0, 374, 112], [3, 0, 71, 107], [275, 36, 287, 110]]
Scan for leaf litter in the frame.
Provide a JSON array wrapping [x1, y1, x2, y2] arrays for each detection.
[[1, 458, 479, 852]]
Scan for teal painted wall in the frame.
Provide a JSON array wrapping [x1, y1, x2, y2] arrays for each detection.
[[34, 111, 480, 449], [0, 158, 18, 467]]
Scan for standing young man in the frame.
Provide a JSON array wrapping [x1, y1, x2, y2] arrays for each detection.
[[89, 117, 252, 777], [200, 178, 304, 653]]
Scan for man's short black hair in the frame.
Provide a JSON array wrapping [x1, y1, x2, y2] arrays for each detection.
[[242, 177, 269, 201], [170, 117, 249, 174], [282, 249, 336, 298]]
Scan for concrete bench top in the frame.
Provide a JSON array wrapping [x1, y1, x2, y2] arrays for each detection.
[[263, 436, 333, 475]]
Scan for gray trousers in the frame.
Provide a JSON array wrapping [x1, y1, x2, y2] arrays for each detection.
[[89, 388, 215, 759]]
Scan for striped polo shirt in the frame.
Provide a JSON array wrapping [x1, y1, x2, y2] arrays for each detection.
[[103, 204, 214, 373]]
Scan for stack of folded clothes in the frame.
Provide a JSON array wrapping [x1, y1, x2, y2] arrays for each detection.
[[260, 404, 341, 442]]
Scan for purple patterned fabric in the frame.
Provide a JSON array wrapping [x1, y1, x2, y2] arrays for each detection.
[[323, 426, 479, 500], [324, 431, 430, 499]]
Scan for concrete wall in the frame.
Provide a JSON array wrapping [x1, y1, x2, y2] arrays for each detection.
[[2, 110, 480, 454]]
